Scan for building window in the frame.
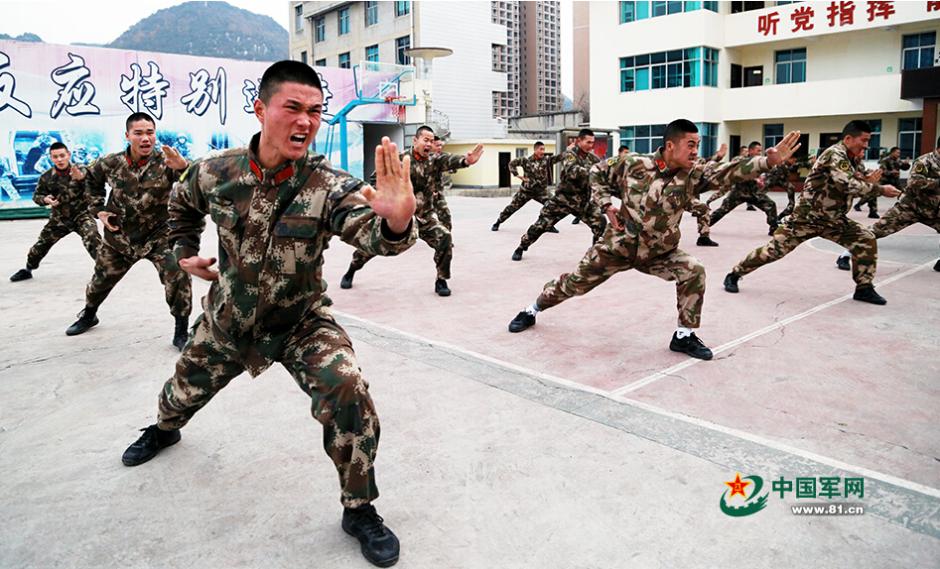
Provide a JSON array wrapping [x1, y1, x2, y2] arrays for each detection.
[[492, 44, 507, 72], [300, 51, 307, 64], [395, 1, 410, 17], [365, 1, 379, 26], [294, 4, 304, 32], [763, 124, 784, 149], [865, 119, 882, 160], [696, 122, 718, 158], [619, 46, 718, 92], [775, 48, 806, 84], [396, 36, 411, 65], [898, 118, 922, 159], [620, 124, 667, 154], [338, 8, 349, 35], [315, 58, 326, 67], [339, 52, 351, 69], [365, 44, 380, 63], [620, 1, 717, 23], [902, 32, 936, 70], [314, 17, 325, 43]]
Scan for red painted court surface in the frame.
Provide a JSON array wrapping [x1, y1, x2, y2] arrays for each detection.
[[321, 195, 939, 489]]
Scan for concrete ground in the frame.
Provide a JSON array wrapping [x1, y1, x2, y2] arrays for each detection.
[[1, 193, 938, 568]]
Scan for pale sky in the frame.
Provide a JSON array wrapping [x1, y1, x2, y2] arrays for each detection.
[[0, 0, 573, 98]]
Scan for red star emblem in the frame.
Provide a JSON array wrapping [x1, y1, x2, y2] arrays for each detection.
[[725, 473, 751, 498]]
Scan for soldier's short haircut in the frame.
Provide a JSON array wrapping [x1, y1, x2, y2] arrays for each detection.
[[748, 140, 762, 150], [889, 146, 900, 153], [125, 112, 155, 132], [578, 128, 594, 139], [534, 141, 544, 149], [433, 135, 442, 142], [841, 120, 872, 138], [618, 145, 629, 152], [663, 119, 698, 145], [738, 146, 747, 152], [49, 142, 68, 153], [415, 125, 435, 139], [258, 60, 322, 104]]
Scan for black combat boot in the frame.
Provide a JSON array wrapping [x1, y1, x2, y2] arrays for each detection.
[[868, 210, 880, 219], [836, 255, 851, 271], [746, 204, 756, 211], [669, 332, 713, 360], [434, 278, 451, 297], [723, 272, 741, 293], [853, 285, 886, 305], [853, 203, 862, 211], [546, 226, 559, 233], [342, 504, 400, 567], [768, 223, 779, 236], [696, 235, 719, 247], [340, 266, 356, 289], [511, 247, 524, 261], [508, 310, 536, 332], [571, 217, 580, 224], [10, 268, 32, 282], [172, 316, 189, 351], [66, 306, 99, 336], [122, 424, 181, 466], [934, 259, 940, 272], [491, 221, 500, 231]]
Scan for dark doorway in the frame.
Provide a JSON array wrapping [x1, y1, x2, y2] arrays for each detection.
[[729, 135, 741, 158], [819, 133, 841, 154], [731, 64, 743, 89], [744, 66, 763, 87], [499, 152, 511, 188], [796, 133, 810, 158]]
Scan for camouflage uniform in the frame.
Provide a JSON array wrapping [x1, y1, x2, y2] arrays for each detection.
[[708, 155, 779, 230], [518, 147, 606, 251], [732, 143, 882, 286], [869, 151, 940, 239], [496, 152, 564, 224], [432, 167, 454, 231], [158, 134, 417, 508], [535, 149, 770, 328], [349, 150, 467, 280], [83, 149, 193, 317], [765, 162, 800, 220], [23, 166, 100, 269], [858, 155, 910, 213]]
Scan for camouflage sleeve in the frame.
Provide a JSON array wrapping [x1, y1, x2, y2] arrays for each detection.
[[828, 155, 881, 199], [32, 173, 51, 206], [548, 152, 566, 166], [899, 160, 911, 171], [439, 152, 469, 171], [328, 178, 417, 257], [700, 155, 769, 192], [508, 156, 523, 171], [167, 163, 208, 261], [906, 159, 939, 193], [85, 159, 108, 216], [561, 152, 592, 186], [590, 157, 621, 210]]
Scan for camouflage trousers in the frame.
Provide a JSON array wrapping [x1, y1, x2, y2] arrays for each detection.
[[777, 185, 797, 220], [496, 185, 551, 224], [536, 231, 706, 328], [85, 240, 192, 316], [710, 192, 778, 229], [351, 214, 452, 280], [432, 192, 452, 232], [870, 193, 940, 238], [157, 308, 380, 508], [26, 215, 100, 269], [689, 199, 711, 237], [519, 194, 606, 250], [733, 216, 877, 286]]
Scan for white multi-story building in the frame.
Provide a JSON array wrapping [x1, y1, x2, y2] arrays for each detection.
[[587, 1, 940, 161]]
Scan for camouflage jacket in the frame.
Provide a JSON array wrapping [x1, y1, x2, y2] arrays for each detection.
[[592, 148, 769, 257], [764, 162, 799, 191], [793, 142, 883, 222], [33, 165, 92, 221], [709, 155, 766, 201], [169, 134, 417, 375], [86, 149, 185, 255], [878, 156, 910, 186], [509, 152, 564, 191], [904, 150, 940, 209], [557, 147, 601, 200], [371, 149, 466, 222]]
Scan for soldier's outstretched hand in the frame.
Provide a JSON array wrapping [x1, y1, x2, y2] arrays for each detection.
[[864, 169, 883, 184], [363, 136, 415, 234], [880, 184, 901, 198], [69, 165, 85, 181], [466, 144, 484, 165], [180, 256, 220, 281], [766, 131, 801, 166], [162, 145, 189, 170]]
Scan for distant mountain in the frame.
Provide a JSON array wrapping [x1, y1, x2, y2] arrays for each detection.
[[107, 1, 287, 61], [0, 33, 43, 42]]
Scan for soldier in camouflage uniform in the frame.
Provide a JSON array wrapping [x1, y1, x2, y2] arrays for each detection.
[[837, 138, 940, 272], [508, 120, 802, 360], [431, 136, 455, 231], [340, 126, 482, 297], [64, 112, 193, 350], [120, 62, 413, 568], [511, 129, 607, 261], [491, 141, 564, 231], [724, 120, 902, 305], [10, 142, 100, 282], [854, 146, 910, 218], [765, 156, 801, 221], [707, 141, 779, 236]]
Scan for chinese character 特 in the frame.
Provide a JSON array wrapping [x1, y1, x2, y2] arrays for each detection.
[[791, 5, 815, 32], [120, 61, 170, 119], [49, 52, 100, 119], [0, 51, 32, 118], [827, 1, 856, 27], [758, 11, 780, 36], [181, 67, 227, 125], [242, 77, 260, 114]]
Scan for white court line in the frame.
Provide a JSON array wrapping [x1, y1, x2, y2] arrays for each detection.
[[611, 258, 936, 396], [334, 307, 940, 500]]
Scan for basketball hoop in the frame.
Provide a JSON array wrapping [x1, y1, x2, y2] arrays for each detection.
[[384, 95, 407, 123]]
